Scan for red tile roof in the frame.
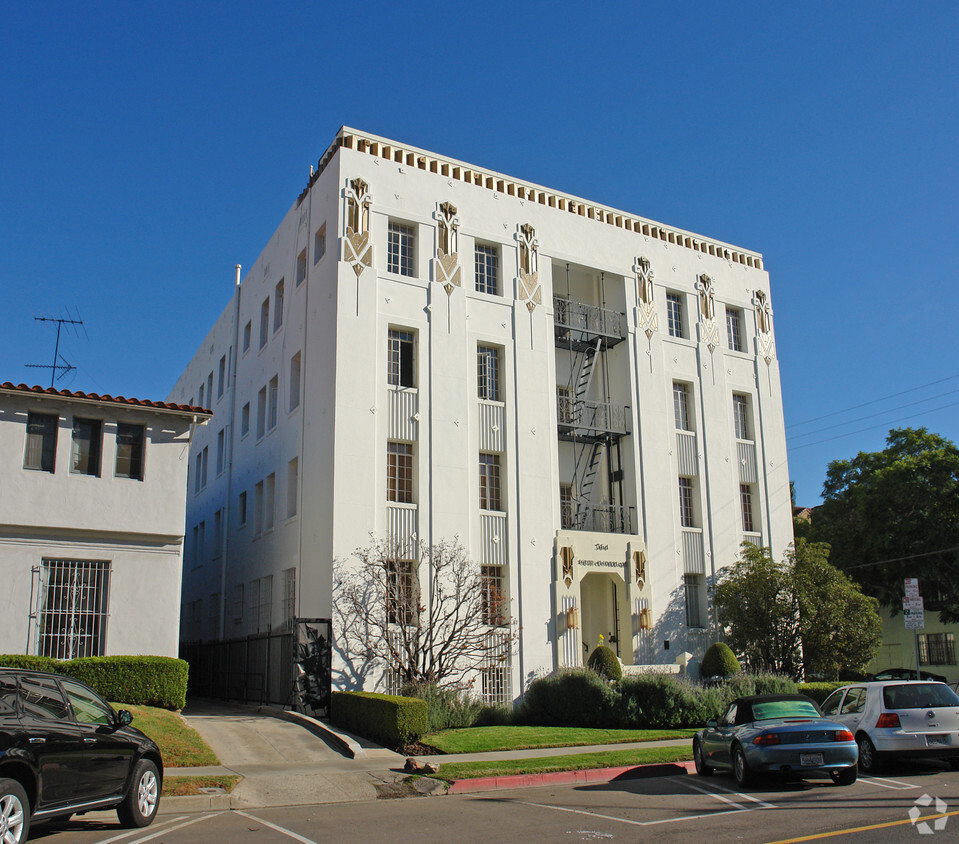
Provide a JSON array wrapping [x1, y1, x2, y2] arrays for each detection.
[[0, 382, 213, 417]]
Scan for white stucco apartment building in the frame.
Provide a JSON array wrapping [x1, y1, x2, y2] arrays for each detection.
[[0, 382, 210, 658], [169, 127, 793, 702]]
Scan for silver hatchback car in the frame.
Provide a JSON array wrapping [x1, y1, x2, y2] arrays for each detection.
[[821, 681, 959, 773]]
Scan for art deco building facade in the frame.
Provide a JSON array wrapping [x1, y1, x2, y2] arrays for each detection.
[[169, 128, 792, 702]]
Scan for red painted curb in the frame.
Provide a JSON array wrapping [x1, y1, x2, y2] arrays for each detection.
[[447, 760, 696, 794]]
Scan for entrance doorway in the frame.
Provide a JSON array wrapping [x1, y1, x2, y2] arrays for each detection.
[[579, 572, 629, 662]]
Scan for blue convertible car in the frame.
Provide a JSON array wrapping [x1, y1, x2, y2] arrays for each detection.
[[693, 694, 859, 787]]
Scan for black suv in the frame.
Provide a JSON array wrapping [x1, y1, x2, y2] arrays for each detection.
[[0, 668, 163, 842]]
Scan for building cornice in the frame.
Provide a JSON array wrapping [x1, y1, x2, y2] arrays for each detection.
[[0, 382, 213, 420]]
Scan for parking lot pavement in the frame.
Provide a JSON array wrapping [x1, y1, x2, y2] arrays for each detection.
[[33, 762, 959, 844]]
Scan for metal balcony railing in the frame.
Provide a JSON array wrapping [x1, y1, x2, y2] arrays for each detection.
[[554, 297, 626, 349], [564, 504, 634, 535], [557, 396, 629, 441]]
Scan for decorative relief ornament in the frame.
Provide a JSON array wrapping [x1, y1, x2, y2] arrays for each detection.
[[343, 178, 372, 278], [633, 550, 647, 590], [561, 546, 575, 589], [434, 201, 461, 295], [697, 273, 721, 352], [634, 257, 658, 339], [517, 223, 541, 313], [753, 289, 775, 364]]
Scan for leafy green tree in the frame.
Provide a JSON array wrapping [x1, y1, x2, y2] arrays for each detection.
[[714, 541, 881, 680], [812, 428, 959, 622]]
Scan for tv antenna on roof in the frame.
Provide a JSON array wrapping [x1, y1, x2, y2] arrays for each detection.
[[26, 311, 86, 388]]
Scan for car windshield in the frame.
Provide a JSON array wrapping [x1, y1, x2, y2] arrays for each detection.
[[752, 700, 821, 721], [883, 683, 959, 710]]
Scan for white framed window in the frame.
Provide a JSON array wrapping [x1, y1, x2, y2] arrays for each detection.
[[666, 292, 685, 339], [296, 249, 307, 286], [477, 345, 501, 401], [37, 559, 110, 659], [387, 442, 414, 503], [678, 477, 695, 527], [273, 279, 284, 332], [474, 243, 499, 295], [733, 393, 751, 441], [287, 457, 298, 518], [259, 297, 270, 349], [268, 375, 278, 430], [387, 221, 415, 276], [740, 484, 755, 533], [241, 402, 250, 437], [314, 224, 326, 264], [479, 453, 502, 511], [684, 573, 705, 628], [25, 413, 58, 473], [388, 329, 415, 387], [289, 352, 301, 411], [672, 382, 691, 431], [726, 307, 744, 352], [115, 423, 145, 480]]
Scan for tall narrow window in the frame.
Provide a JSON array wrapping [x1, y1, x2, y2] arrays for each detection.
[[684, 574, 704, 628], [207, 373, 213, 404], [666, 293, 685, 338], [289, 352, 301, 411], [481, 566, 506, 626], [194, 452, 203, 494], [387, 442, 414, 503], [479, 453, 502, 511], [24, 413, 58, 473], [287, 457, 298, 518], [740, 484, 755, 533], [678, 477, 695, 527], [733, 393, 750, 440], [243, 321, 251, 353], [254, 481, 264, 535], [387, 329, 415, 387], [198, 383, 205, 407], [37, 559, 110, 659], [387, 560, 418, 626], [239, 490, 248, 526], [217, 355, 226, 397], [477, 345, 501, 401], [259, 297, 270, 348], [283, 567, 296, 630], [387, 221, 415, 276], [268, 375, 278, 430], [241, 402, 250, 436], [474, 243, 499, 295], [672, 382, 691, 431], [70, 418, 102, 476], [215, 428, 225, 475], [560, 483, 575, 529], [273, 280, 284, 332], [257, 387, 267, 439], [313, 224, 326, 264], [296, 249, 307, 286], [200, 446, 208, 489], [264, 473, 275, 532], [115, 423, 145, 480], [726, 307, 744, 352]]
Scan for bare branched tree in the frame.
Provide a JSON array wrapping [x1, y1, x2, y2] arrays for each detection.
[[333, 538, 518, 688]]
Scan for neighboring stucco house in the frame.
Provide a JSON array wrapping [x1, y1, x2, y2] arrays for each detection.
[[0, 382, 211, 658], [868, 609, 958, 684]]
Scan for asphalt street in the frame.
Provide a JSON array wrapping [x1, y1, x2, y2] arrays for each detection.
[[29, 763, 959, 844]]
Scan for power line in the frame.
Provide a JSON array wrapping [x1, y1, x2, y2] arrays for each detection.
[[841, 545, 959, 571]]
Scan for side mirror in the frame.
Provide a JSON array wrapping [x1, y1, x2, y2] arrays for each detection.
[[116, 710, 133, 727]]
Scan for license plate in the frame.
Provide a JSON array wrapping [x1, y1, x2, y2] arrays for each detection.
[[927, 734, 949, 746], [800, 753, 824, 767]]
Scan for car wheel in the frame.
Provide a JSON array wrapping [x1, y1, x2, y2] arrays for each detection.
[[856, 734, 882, 774], [693, 739, 714, 776], [117, 759, 160, 828], [831, 765, 857, 786], [732, 744, 753, 787], [0, 778, 30, 844], [947, 758, 959, 771]]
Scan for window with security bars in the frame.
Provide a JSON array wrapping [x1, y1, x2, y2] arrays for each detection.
[[24, 413, 58, 472], [740, 484, 755, 533], [37, 559, 110, 659], [726, 307, 744, 352], [673, 382, 691, 431], [666, 293, 685, 338], [387, 560, 418, 626], [387, 221, 415, 276], [481, 566, 507, 626], [560, 483, 575, 529], [919, 632, 956, 665], [388, 329, 415, 387], [283, 567, 296, 631], [387, 443, 413, 503], [481, 632, 511, 706], [678, 477, 695, 527], [248, 575, 273, 634], [474, 244, 499, 295], [479, 453, 502, 511], [733, 393, 750, 440], [477, 345, 501, 401]]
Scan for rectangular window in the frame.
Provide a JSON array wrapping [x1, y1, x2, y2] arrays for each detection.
[[296, 249, 307, 286], [314, 224, 326, 264], [254, 481, 264, 535], [239, 490, 247, 526], [217, 356, 226, 397], [733, 393, 750, 440], [255, 575, 273, 634], [70, 418, 102, 476], [919, 632, 956, 665], [726, 307, 744, 352], [273, 279, 284, 332], [257, 387, 266, 439], [243, 321, 251, 353], [387, 329, 415, 388], [479, 453, 502, 511], [194, 452, 203, 493], [216, 428, 225, 475], [283, 568, 296, 630], [198, 382, 205, 407], [268, 375, 278, 430], [287, 457, 298, 518], [213, 509, 223, 557], [115, 423, 144, 480], [259, 297, 270, 348], [207, 373, 213, 405], [477, 345, 501, 402], [482, 565, 506, 626], [666, 293, 685, 339], [474, 243, 499, 295], [264, 473, 275, 532], [387, 442, 414, 503], [387, 221, 415, 276], [672, 382, 691, 431], [198, 520, 205, 560], [37, 559, 110, 659], [387, 559, 418, 626], [684, 574, 704, 628], [740, 484, 755, 533], [241, 402, 250, 436], [678, 477, 695, 527], [560, 483, 575, 529], [201, 446, 208, 488], [556, 385, 573, 425], [289, 352, 301, 411], [25, 413, 58, 472]]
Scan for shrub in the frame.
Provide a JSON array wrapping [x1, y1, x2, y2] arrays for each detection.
[[700, 643, 740, 679], [472, 704, 515, 727], [586, 645, 623, 681], [797, 682, 846, 705], [331, 691, 427, 749], [619, 674, 703, 729], [751, 672, 798, 696], [0, 654, 188, 710], [519, 669, 618, 728], [400, 682, 483, 732]]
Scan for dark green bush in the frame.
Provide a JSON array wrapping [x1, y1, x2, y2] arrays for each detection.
[[619, 674, 704, 728], [700, 643, 740, 678], [400, 682, 483, 732], [331, 691, 427, 749], [519, 670, 618, 728], [0, 654, 188, 710], [797, 682, 846, 705], [472, 704, 515, 727], [586, 645, 623, 681], [751, 673, 798, 696]]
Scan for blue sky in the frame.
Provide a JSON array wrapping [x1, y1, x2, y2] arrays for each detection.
[[3, 1, 957, 505]]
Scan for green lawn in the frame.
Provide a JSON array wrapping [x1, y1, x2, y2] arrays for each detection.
[[426, 726, 697, 754], [115, 704, 219, 768], [436, 745, 694, 781]]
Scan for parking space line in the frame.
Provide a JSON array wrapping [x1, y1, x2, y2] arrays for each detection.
[[519, 800, 763, 828], [233, 810, 320, 844], [672, 777, 776, 810], [95, 812, 221, 844], [92, 815, 190, 843], [857, 775, 917, 790]]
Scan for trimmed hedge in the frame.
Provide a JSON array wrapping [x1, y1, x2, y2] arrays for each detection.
[[700, 643, 740, 679], [332, 691, 427, 749], [0, 655, 188, 710], [587, 646, 623, 681], [519, 669, 618, 728]]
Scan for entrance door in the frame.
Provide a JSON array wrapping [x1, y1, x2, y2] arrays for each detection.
[[580, 572, 627, 660]]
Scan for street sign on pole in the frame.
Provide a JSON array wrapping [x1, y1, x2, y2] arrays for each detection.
[[904, 578, 920, 599]]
